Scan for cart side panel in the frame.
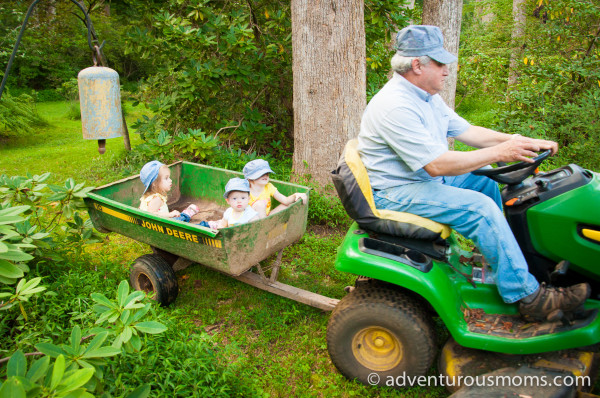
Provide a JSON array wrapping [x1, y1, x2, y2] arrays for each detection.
[[220, 198, 309, 275], [86, 199, 231, 272]]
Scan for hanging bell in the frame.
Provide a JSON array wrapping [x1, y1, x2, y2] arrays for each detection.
[[77, 66, 124, 154]]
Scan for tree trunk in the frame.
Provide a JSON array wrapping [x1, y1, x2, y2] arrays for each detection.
[[508, 0, 526, 90], [422, 0, 463, 110], [291, 0, 366, 187], [476, 0, 494, 23]]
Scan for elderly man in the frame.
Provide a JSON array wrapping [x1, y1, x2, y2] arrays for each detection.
[[357, 25, 589, 321]]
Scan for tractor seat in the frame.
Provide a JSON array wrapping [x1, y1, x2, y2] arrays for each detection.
[[331, 139, 452, 243]]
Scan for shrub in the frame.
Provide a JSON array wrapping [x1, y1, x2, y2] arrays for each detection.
[[0, 91, 46, 137]]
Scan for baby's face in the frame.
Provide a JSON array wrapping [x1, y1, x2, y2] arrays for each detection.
[[226, 191, 250, 211], [156, 167, 173, 193], [253, 173, 270, 186]]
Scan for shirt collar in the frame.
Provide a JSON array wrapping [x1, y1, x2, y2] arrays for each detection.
[[393, 73, 434, 103]]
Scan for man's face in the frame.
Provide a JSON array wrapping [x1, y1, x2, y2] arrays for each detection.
[[417, 59, 449, 95]]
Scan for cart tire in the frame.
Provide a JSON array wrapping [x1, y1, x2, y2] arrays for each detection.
[[326, 284, 436, 388], [130, 254, 178, 307]]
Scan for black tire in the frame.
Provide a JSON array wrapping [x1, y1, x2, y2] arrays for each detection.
[[326, 284, 436, 388], [130, 254, 178, 307]]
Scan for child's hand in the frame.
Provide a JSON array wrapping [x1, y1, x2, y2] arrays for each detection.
[[294, 193, 308, 205], [168, 210, 181, 218], [208, 220, 220, 229]]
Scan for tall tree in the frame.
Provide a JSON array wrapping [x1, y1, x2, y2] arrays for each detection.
[[422, 0, 463, 109], [291, 0, 366, 187], [508, 0, 526, 89]]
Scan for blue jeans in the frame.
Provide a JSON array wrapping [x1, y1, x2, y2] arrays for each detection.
[[173, 213, 190, 222], [373, 172, 539, 303]]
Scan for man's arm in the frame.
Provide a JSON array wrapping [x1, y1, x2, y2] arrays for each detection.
[[424, 126, 558, 177]]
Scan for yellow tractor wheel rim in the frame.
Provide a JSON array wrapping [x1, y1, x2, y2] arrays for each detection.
[[352, 326, 403, 371]]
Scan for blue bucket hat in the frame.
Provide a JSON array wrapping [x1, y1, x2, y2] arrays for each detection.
[[395, 25, 457, 64], [243, 159, 274, 180], [224, 177, 250, 199], [140, 160, 164, 194]]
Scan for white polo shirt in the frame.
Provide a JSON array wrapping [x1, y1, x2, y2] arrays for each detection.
[[357, 73, 470, 189]]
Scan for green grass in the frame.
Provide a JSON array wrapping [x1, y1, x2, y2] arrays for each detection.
[[0, 101, 450, 397], [0, 101, 144, 184], [455, 94, 501, 129]]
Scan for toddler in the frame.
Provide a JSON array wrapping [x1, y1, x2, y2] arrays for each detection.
[[139, 161, 199, 222], [243, 159, 307, 219], [209, 178, 259, 229]]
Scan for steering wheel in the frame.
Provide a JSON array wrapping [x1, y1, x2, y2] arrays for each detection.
[[472, 150, 551, 185]]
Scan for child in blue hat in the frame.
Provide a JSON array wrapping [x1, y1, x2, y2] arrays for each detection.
[[243, 159, 308, 218], [139, 161, 199, 222], [209, 178, 259, 229]]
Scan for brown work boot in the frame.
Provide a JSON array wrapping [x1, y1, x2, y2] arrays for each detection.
[[519, 282, 591, 321]]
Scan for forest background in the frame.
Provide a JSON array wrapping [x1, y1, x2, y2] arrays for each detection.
[[0, 0, 599, 397]]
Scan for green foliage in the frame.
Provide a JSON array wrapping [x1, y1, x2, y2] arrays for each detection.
[[1, 287, 165, 398], [499, 0, 600, 168], [0, 1, 150, 94], [105, 329, 264, 397], [0, 91, 46, 137], [126, 0, 412, 160], [132, 128, 220, 163], [459, 0, 600, 169], [126, 0, 293, 156], [0, 172, 99, 321], [365, 0, 414, 99], [91, 281, 167, 352], [0, 174, 166, 396], [303, 182, 352, 228], [458, 0, 514, 103], [1, 352, 95, 398]]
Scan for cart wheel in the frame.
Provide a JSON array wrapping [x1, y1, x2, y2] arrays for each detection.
[[130, 254, 178, 307], [326, 284, 436, 388]]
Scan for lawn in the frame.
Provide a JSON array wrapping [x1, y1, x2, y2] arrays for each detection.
[[0, 101, 449, 397]]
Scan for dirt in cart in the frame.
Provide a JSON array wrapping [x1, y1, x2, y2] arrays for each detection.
[[171, 196, 226, 222]]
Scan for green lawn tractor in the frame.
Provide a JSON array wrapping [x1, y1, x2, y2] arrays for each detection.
[[327, 140, 600, 395]]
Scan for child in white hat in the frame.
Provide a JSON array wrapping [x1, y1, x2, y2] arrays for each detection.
[[243, 159, 307, 219], [209, 178, 259, 229]]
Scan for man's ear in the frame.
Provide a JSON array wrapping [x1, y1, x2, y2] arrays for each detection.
[[411, 58, 422, 75]]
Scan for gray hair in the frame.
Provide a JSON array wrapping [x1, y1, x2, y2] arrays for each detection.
[[391, 54, 432, 75]]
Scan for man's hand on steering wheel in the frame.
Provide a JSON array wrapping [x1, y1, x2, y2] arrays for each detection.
[[497, 135, 558, 164]]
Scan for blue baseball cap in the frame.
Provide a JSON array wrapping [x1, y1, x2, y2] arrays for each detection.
[[395, 25, 457, 64], [224, 177, 250, 199], [243, 159, 274, 180], [140, 160, 164, 193]]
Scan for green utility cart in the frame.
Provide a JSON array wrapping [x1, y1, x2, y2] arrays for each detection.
[[85, 161, 337, 310]]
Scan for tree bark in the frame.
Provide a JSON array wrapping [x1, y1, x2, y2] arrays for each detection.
[[291, 0, 366, 187], [508, 0, 526, 89], [422, 0, 463, 110]]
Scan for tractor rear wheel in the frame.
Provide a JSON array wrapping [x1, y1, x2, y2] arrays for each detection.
[[326, 283, 436, 388], [130, 254, 178, 306]]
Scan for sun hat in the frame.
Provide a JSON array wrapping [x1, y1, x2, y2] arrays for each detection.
[[395, 25, 457, 64], [243, 159, 274, 180], [224, 177, 250, 199], [140, 160, 164, 194]]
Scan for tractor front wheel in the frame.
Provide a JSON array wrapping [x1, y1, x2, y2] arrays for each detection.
[[326, 284, 436, 388]]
